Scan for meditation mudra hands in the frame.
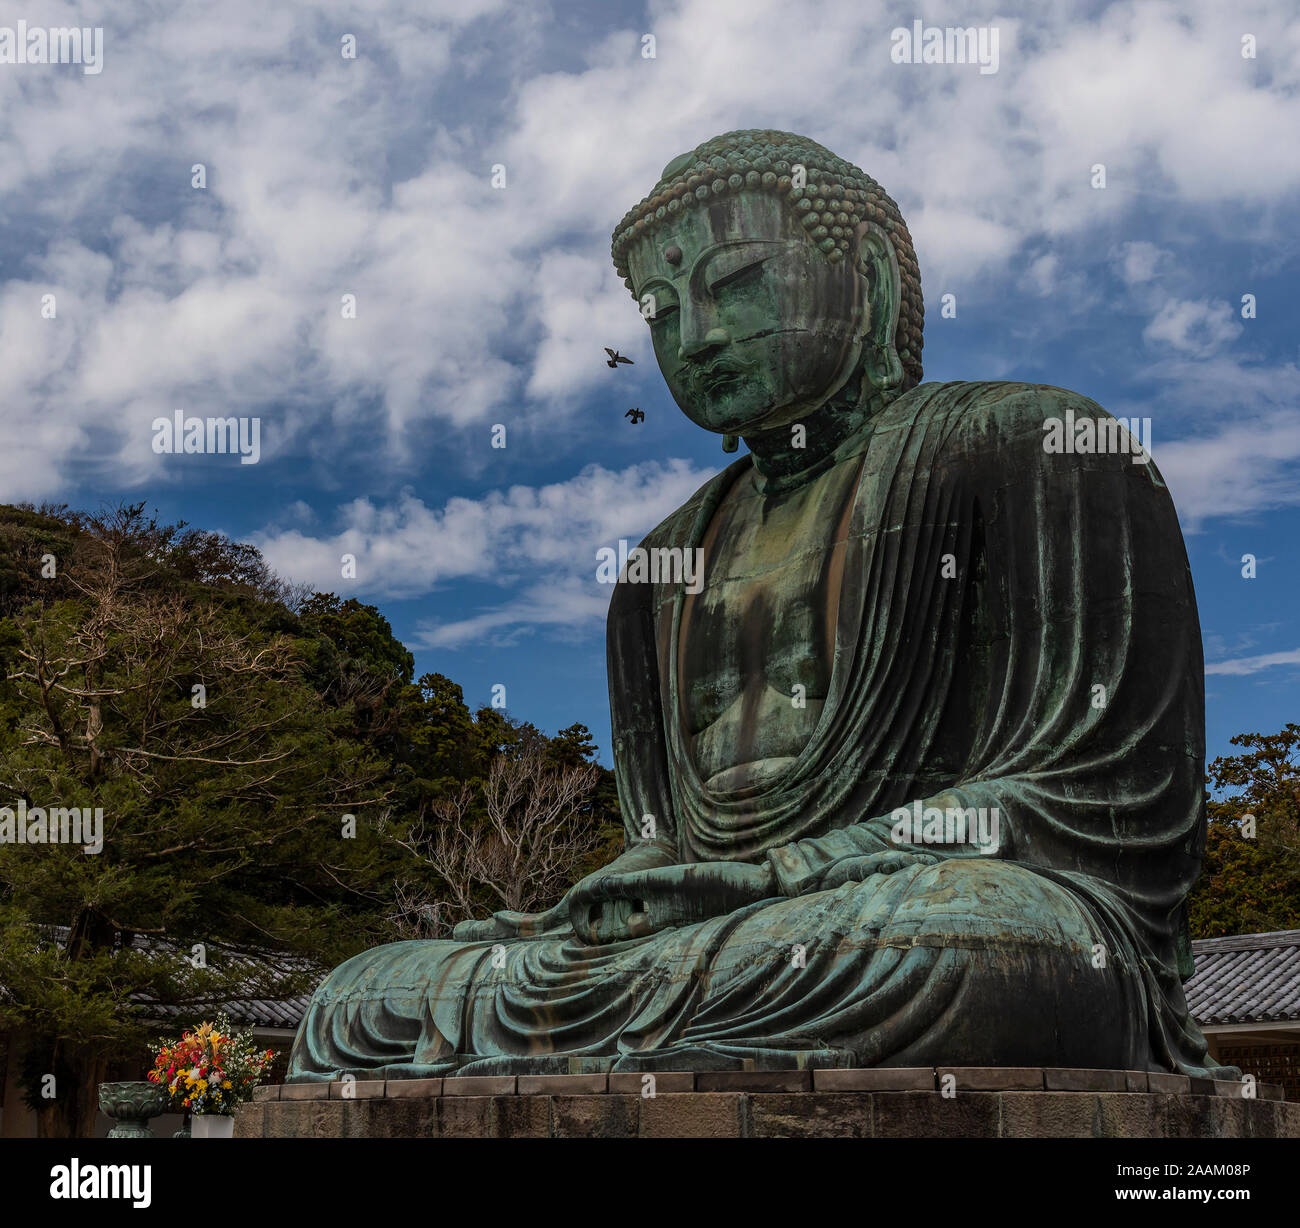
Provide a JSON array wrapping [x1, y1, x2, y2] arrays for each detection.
[[451, 844, 941, 945], [568, 860, 779, 943], [451, 856, 775, 944], [818, 848, 940, 889]]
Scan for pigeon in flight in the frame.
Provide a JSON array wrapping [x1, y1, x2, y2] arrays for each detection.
[[605, 348, 634, 368]]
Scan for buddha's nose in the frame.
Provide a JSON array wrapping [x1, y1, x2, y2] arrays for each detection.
[[679, 327, 730, 362]]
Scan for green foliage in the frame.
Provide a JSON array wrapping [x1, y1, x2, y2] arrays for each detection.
[[1188, 724, 1300, 939], [0, 502, 620, 1134], [547, 724, 622, 877]]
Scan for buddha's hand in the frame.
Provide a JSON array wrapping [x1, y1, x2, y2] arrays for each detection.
[[452, 843, 678, 943], [452, 899, 572, 942], [819, 849, 940, 890], [568, 861, 777, 945]]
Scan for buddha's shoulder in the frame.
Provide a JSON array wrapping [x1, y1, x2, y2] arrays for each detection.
[[897, 379, 1110, 446]]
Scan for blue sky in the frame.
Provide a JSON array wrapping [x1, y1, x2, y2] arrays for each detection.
[[2, 0, 1298, 777]]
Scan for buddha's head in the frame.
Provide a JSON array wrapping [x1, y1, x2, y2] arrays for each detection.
[[611, 130, 923, 443]]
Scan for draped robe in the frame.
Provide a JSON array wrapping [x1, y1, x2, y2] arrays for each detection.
[[288, 380, 1230, 1080]]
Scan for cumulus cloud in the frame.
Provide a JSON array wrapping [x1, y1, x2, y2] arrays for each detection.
[[3, 0, 1299, 503], [1143, 297, 1243, 356], [1156, 409, 1300, 528], [524, 252, 646, 404], [252, 457, 717, 604]]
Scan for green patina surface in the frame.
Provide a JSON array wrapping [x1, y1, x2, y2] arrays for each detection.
[[287, 130, 1230, 1081]]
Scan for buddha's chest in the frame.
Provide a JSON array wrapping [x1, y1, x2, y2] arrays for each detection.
[[679, 546, 834, 727], [673, 456, 863, 788]]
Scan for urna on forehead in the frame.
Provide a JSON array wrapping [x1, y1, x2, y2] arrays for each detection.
[[611, 128, 926, 391]]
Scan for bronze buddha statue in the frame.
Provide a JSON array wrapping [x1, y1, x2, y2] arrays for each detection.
[[288, 130, 1228, 1081]]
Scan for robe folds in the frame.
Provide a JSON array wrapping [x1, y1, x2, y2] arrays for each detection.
[[288, 380, 1231, 1080]]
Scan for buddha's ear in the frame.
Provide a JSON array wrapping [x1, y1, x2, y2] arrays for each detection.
[[855, 223, 904, 392]]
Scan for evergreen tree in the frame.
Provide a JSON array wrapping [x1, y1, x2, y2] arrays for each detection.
[[0, 502, 623, 1134], [1188, 724, 1300, 938], [0, 507, 395, 1134]]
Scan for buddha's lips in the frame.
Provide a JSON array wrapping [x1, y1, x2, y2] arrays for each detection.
[[693, 362, 748, 396]]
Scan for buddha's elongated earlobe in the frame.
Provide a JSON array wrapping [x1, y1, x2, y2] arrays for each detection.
[[722, 434, 739, 453], [873, 341, 904, 393], [856, 224, 905, 409]]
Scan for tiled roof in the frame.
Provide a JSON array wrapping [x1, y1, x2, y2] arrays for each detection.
[[1187, 930, 1300, 1026], [138, 947, 316, 1030], [19, 925, 321, 1032], [128, 939, 320, 1031]]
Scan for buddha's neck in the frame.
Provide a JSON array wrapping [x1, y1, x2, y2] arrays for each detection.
[[742, 394, 884, 495]]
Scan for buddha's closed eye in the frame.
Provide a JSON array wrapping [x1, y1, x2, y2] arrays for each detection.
[[639, 250, 777, 323], [640, 285, 679, 322], [708, 257, 769, 295]]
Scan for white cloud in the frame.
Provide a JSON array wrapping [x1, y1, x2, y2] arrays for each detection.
[[1116, 241, 1167, 286], [1143, 297, 1242, 356], [0, 0, 1298, 514], [524, 252, 647, 404], [1155, 409, 1300, 527], [417, 578, 612, 649], [1206, 648, 1300, 676], [252, 457, 718, 603]]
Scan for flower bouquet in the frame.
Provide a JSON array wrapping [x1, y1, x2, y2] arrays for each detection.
[[149, 1018, 275, 1136]]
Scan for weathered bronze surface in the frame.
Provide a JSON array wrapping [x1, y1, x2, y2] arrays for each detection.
[[99, 1080, 169, 1138], [288, 130, 1231, 1081]]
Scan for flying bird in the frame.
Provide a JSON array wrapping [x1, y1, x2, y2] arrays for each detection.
[[605, 348, 634, 368], [625, 408, 645, 424]]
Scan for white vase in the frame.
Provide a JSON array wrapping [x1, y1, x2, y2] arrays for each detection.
[[191, 1114, 235, 1139]]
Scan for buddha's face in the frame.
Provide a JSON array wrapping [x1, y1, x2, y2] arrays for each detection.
[[625, 192, 869, 436]]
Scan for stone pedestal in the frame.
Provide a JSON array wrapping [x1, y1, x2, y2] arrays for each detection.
[[237, 1068, 1299, 1138]]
